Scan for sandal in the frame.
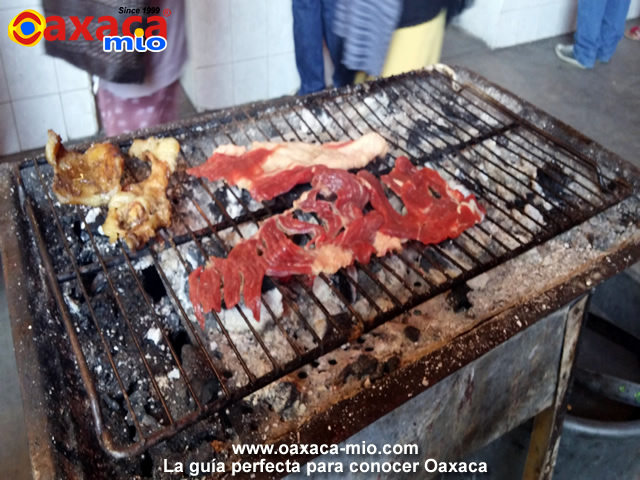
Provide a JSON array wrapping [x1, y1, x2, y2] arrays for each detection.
[[625, 25, 640, 41]]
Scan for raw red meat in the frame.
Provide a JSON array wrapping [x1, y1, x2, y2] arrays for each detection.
[[188, 156, 485, 327], [186, 133, 389, 201]]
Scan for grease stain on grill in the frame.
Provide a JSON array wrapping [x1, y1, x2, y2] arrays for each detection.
[[404, 325, 421, 342], [447, 283, 474, 313], [337, 354, 378, 384]]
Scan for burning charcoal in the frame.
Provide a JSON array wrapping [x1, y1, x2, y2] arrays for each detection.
[[102, 393, 122, 412], [238, 188, 254, 210], [168, 330, 191, 360], [77, 245, 97, 265], [199, 378, 222, 405], [536, 164, 569, 198], [90, 272, 108, 294], [496, 135, 509, 147], [200, 237, 227, 258], [332, 271, 356, 304], [140, 266, 167, 303], [80, 230, 90, 243]]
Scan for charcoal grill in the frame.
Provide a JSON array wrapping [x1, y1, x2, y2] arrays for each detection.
[[1, 67, 639, 479]]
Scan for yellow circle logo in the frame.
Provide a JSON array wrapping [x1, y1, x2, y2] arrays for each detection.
[[8, 9, 46, 47]]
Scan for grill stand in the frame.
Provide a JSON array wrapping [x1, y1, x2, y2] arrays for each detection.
[[1, 67, 639, 479]]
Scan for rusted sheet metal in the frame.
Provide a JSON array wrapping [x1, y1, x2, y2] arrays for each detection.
[[284, 303, 570, 480], [0, 164, 58, 480]]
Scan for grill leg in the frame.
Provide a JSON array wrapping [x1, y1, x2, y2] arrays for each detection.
[[522, 294, 589, 480]]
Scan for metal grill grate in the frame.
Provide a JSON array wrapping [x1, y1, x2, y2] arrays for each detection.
[[16, 69, 631, 457]]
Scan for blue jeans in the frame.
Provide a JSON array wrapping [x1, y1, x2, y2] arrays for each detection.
[[292, 0, 355, 94], [574, 0, 631, 68]]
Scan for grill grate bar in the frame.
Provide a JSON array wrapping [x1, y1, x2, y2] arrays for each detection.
[[30, 161, 150, 441], [426, 72, 614, 195], [78, 209, 179, 426], [412, 79, 601, 208], [147, 248, 232, 398], [118, 243, 205, 410], [185, 193, 307, 359], [389, 82, 583, 225], [183, 220, 283, 372], [338, 92, 535, 252], [401, 77, 604, 212]]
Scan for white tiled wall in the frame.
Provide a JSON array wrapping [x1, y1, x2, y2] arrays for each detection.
[[182, 0, 299, 112], [456, 0, 640, 50], [0, 3, 98, 156]]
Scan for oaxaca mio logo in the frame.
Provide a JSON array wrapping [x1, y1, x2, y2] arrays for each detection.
[[7, 9, 167, 52]]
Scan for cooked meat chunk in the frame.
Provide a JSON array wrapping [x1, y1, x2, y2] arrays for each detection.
[[45, 130, 124, 207], [102, 152, 173, 250]]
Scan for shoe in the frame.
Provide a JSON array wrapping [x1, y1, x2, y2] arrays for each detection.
[[555, 44, 587, 69]]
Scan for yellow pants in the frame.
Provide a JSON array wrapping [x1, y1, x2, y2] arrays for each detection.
[[355, 8, 447, 83]]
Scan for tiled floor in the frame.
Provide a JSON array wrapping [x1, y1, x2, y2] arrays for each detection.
[[0, 22, 638, 479]]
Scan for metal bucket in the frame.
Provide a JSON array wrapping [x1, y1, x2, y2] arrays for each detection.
[[553, 415, 640, 480]]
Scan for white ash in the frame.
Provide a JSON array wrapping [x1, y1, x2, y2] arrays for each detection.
[[85, 207, 101, 224], [225, 188, 244, 218], [133, 255, 154, 271], [353, 297, 376, 322], [217, 289, 283, 334], [524, 204, 545, 224], [167, 368, 180, 380], [229, 185, 263, 212], [157, 246, 198, 326], [145, 327, 162, 345], [64, 293, 81, 316]]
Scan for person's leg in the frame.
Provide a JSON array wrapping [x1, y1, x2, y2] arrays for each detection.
[[573, 0, 608, 68], [597, 0, 632, 62], [293, 0, 326, 94], [321, 0, 355, 88]]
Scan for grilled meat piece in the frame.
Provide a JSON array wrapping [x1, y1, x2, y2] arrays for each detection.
[[45, 130, 124, 207], [102, 152, 173, 250], [102, 137, 180, 250], [189, 157, 485, 328]]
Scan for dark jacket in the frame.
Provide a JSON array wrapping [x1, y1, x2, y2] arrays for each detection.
[[398, 0, 472, 28]]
